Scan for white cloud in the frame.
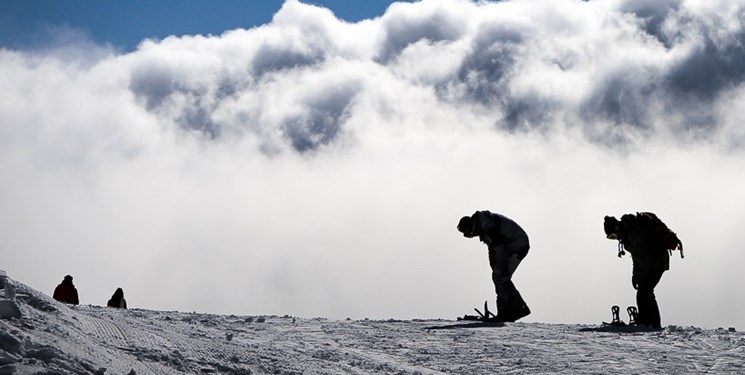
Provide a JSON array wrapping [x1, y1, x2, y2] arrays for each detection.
[[1, 0, 744, 328]]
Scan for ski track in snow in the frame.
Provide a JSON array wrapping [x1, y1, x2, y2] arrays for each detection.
[[1, 280, 744, 374]]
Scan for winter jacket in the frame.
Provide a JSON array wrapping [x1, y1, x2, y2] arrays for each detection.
[[107, 297, 127, 309], [53, 280, 79, 305], [471, 211, 530, 262], [618, 214, 670, 281], [107, 289, 127, 309]]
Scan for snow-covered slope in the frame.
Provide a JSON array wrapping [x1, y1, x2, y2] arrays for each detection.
[[1, 274, 743, 375]]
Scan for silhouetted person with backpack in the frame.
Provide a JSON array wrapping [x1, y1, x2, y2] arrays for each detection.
[[53, 275, 79, 305], [457, 210, 531, 322], [604, 212, 683, 330], [107, 287, 127, 309]]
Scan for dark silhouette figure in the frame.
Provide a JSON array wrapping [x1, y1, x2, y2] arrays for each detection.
[[107, 288, 127, 309], [52, 275, 79, 305], [457, 210, 531, 322], [604, 213, 678, 329]]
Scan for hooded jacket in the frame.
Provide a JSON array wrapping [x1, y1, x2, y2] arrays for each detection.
[[107, 288, 127, 309], [53, 277, 79, 305], [471, 211, 530, 261], [617, 214, 670, 280]]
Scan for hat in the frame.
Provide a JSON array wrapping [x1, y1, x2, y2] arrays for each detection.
[[604, 216, 619, 238], [457, 216, 473, 236]]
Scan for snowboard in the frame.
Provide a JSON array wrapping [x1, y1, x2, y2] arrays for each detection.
[[426, 320, 505, 330], [457, 300, 500, 322], [579, 305, 663, 332], [418, 301, 508, 330], [578, 324, 663, 333]]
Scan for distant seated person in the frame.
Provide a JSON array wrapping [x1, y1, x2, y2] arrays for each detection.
[[53, 275, 79, 305], [107, 287, 127, 309]]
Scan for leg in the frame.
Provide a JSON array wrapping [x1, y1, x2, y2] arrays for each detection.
[[491, 249, 528, 320], [635, 268, 665, 328]]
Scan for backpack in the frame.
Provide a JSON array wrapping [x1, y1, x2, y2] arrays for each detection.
[[634, 212, 684, 258]]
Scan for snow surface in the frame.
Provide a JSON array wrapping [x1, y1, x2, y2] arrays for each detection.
[[1, 275, 744, 375]]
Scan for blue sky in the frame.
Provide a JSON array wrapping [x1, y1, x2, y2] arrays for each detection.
[[0, 0, 407, 51]]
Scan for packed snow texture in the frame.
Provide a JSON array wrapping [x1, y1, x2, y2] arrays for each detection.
[[1, 275, 744, 374]]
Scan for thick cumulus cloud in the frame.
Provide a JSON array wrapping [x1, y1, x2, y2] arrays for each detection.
[[2, 0, 745, 328], [32, 0, 745, 153], [116, 0, 745, 149]]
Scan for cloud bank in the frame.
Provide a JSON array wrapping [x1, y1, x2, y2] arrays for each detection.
[[2, 0, 745, 328]]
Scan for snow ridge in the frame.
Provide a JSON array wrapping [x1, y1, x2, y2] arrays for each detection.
[[1, 277, 744, 374]]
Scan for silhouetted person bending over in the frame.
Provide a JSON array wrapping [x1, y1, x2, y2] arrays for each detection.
[[604, 213, 683, 330], [457, 210, 531, 322]]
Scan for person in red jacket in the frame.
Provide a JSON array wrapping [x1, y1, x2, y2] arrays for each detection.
[[53, 275, 79, 305]]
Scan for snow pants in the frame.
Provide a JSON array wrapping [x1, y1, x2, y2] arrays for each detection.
[[490, 245, 528, 315], [636, 268, 665, 328]]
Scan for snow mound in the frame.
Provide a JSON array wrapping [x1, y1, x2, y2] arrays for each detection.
[[0, 275, 744, 374], [0, 273, 21, 320], [0, 300, 21, 320]]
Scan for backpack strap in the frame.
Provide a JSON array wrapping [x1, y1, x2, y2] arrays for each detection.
[[617, 241, 626, 258]]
